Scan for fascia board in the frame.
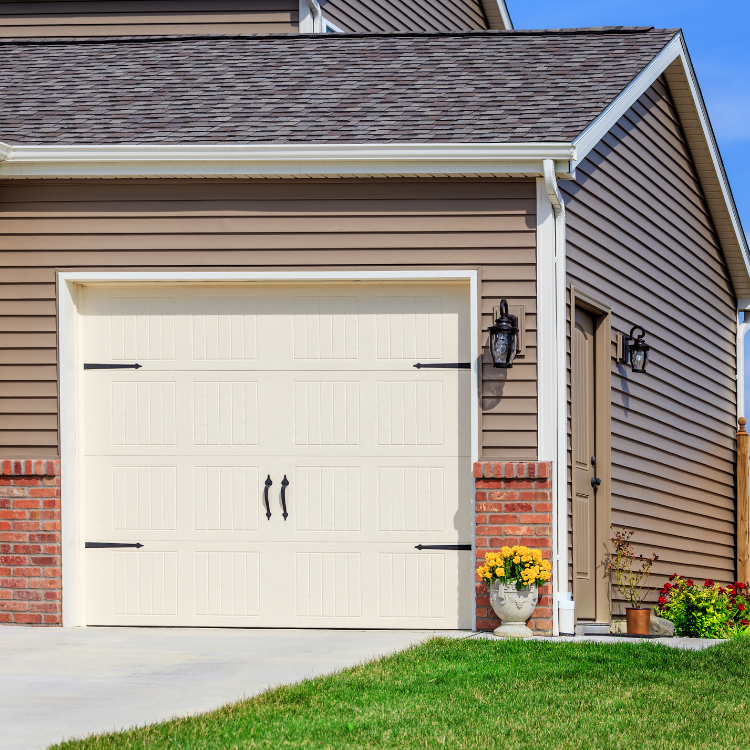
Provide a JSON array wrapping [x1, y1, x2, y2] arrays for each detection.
[[571, 32, 750, 303], [496, 0, 513, 31], [0, 142, 575, 178]]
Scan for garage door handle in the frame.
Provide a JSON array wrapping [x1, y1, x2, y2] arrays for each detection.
[[415, 544, 472, 551], [280, 475, 289, 521], [84, 363, 142, 370], [85, 542, 143, 548], [413, 363, 471, 369], [263, 475, 273, 520]]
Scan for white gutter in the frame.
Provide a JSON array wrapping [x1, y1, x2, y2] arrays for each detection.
[[738, 313, 749, 422], [544, 158, 568, 637], [306, 0, 323, 33], [0, 141, 576, 179]]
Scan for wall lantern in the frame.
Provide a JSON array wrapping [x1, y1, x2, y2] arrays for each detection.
[[488, 299, 519, 368], [618, 325, 651, 373]]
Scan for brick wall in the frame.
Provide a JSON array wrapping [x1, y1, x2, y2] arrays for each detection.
[[0, 459, 62, 625], [474, 460, 553, 635]]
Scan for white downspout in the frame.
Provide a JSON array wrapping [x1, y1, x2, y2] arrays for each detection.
[[738, 312, 749, 422], [306, 0, 323, 33], [544, 159, 568, 636]]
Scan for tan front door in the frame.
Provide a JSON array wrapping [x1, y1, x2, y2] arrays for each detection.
[[80, 282, 472, 628], [572, 307, 597, 619]]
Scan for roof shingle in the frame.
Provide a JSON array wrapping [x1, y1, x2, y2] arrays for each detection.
[[0, 28, 678, 145]]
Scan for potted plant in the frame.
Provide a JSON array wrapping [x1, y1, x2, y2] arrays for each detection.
[[608, 527, 659, 635], [477, 545, 552, 638]]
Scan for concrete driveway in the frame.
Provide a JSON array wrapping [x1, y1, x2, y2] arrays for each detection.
[[0, 627, 469, 750]]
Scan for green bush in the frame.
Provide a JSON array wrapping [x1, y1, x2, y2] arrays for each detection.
[[656, 576, 750, 638]]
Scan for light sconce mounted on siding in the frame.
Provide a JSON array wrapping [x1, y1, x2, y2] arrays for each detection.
[[488, 299, 519, 368], [617, 325, 651, 373]]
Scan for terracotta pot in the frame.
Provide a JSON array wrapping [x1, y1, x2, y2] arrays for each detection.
[[625, 607, 651, 635]]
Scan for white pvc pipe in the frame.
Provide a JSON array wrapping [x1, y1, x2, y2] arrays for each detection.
[[306, 0, 323, 32], [544, 159, 568, 637], [738, 313, 749, 422]]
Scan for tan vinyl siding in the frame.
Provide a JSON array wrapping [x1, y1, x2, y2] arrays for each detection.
[[0, 1, 298, 37], [0, 177, 537, 459], [562, 77, 737, 604], [321, 0, 488, 32]]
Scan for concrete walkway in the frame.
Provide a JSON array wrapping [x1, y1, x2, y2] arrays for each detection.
[[0, 627, 469, 750]]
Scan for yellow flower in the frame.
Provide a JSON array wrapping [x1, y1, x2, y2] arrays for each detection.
[[513, 556, 520, 564], [497, 568, 505, 577]]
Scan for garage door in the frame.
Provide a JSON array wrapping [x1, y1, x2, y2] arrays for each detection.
[[81, 283, 472, 628]]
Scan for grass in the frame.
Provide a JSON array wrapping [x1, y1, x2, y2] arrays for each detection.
[[51, 637, 750, 750]]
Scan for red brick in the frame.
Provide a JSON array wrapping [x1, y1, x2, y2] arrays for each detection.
[[489, 514, 519, 524], [535, 502, 553, 512], [0, 578, 27, 588], [475, 502, 504, 512], [520, 537, 551, 547], [476, 526, 504, 536], [13, 478, 44, 487], [474, 514, 487, 524], [537, 479, 552, 489], [504, 502, 532, 512], [475, 537, 487, 547], [487, 491, 517, 503], [535, 526, 552, 536], [475, 480, 503, 489], [42, 499, 61, 509], [44, 614, 62, 624], [493, 462, 504, 478], [0, 567, 11, 576], [42, 522, 61, 532], [14, 522, 41, 532], [509, 480, 533, 489], [475, 619, 495, 630], [538, 463, 550, 478], [40, 511, 60, 520], [29, 488, 60, 498], [15, 590, 43, 601], [473, 462, 482, 478], [0, 510, 26, 520], [0, 613, 12, 623], [13, 545, 41, 554], [12, 460, 22, 475], [13, 500, 40, 509], [0, 601, 28, 612], [43, 545, 61, 555], [0, 498, 9, 507], [1, 533, 27, 543], [476, 595, 490, 606], [14, 613, 43, 624], [14, 567, 42, 577], [0, 544, 10, 553], [0, 590, 10, 599], [520, 514, 552, 524], [29, 578, 60, 589], [44, 568, 61, 578], [0, 522, 11, 531], [28, 533, 59, 544], [504, 526, 533, 536], [534, 619, 554, 631], [29, 556, 56, 566], [30, 602, 60, 613], [1, 460, 11, 474], [532, 607, 553, 617], [516, 463, 526, 479]]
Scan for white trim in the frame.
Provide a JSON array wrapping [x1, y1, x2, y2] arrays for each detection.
[[323, 17, 344, 33], [572, 33, 750, 290], [544, 159, 567, 639], [738, 313, 749, 423], [0, 142, 575, 179], [58, 269, 479, 627], [495, 0, 513, 30]]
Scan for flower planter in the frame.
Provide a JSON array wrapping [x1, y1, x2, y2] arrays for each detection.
[[625, 607, 651, 635], [489, 581, 538, 638]]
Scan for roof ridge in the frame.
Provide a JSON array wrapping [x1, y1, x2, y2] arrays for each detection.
[[0, 27, 673, 47]]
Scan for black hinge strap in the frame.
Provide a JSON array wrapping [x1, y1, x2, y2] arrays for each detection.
[[415, 544, 472, 551], [85, 542, 144, 549], [413, 363, 471, 369], [84, 363, 142, 370]]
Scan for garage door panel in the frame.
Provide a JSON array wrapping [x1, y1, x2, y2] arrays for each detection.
[[82, 282, 472, 629]]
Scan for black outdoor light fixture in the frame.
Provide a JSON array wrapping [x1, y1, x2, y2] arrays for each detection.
[[620, 325, 651, 373], [488, 299, 519, 368]]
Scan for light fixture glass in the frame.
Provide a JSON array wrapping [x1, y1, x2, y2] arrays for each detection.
[[488, 299, 519, 368], [627, 325, 650, 373]]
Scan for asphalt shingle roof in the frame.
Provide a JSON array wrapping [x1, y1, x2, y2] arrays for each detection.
[[0, 28, 678, 145]]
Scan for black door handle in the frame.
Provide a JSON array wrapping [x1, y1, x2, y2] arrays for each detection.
[[263, 475, 273, 520], [280, 475, 289, 521], [591, 477, 602, 492]]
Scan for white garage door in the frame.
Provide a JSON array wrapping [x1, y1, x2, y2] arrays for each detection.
[[81, 283, 472, 628]]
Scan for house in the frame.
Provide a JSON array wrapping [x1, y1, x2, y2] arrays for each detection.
[[0, 24, 745, 635], [0, 0, 513, 36]]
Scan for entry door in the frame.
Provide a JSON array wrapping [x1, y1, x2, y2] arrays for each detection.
[[572, 307, 597, 619], [80, 283, 472, 628]]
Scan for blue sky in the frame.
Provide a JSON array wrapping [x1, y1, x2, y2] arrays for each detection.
[[508, 0, 750, 411]]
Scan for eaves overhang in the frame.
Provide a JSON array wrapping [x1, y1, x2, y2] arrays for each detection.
[[0, 142, 575, 180], [571, 32, 750, 306]]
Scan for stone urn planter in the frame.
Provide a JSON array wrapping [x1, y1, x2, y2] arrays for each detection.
[[489, 580, 538, 638]]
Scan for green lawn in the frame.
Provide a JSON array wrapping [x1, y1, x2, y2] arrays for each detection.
[[52, 637, 750, 750]]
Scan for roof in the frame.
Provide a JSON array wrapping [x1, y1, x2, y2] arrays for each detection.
[[0, 28, 677, 145]]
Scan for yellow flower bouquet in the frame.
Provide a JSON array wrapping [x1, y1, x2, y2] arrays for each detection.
[[476, 545, 552, 590]]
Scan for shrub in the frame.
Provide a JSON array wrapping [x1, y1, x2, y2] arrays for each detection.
[[476, 545, 552, 590], [656, 576, 750, 638]]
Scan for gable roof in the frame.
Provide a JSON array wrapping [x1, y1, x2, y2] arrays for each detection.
[[0, 28, 675, 145]]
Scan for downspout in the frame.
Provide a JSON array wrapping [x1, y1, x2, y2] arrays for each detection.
[[544, 159, 568, 637], [738, 312, 749, 422], [306, 0, 323, 33]]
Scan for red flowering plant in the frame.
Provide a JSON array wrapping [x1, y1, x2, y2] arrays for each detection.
[[607, 527, 658, 609], [656, 575, 750, 638]]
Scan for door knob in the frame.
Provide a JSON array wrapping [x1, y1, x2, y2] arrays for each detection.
[[591, 477, 602, 490]]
